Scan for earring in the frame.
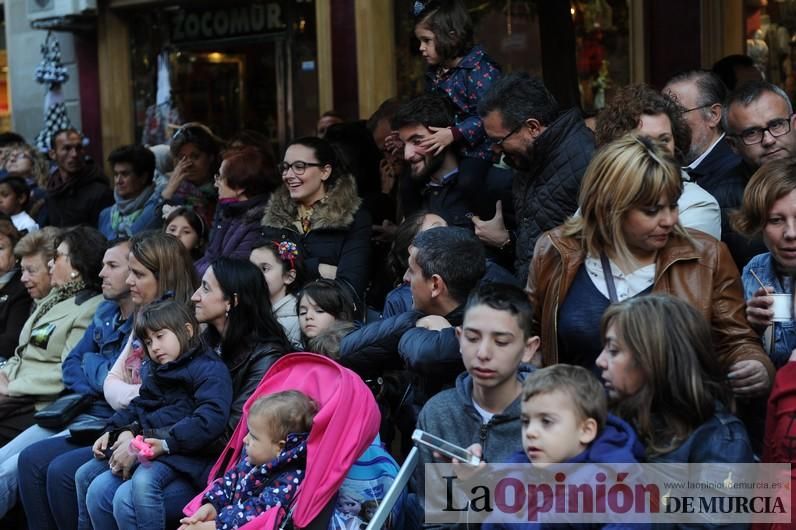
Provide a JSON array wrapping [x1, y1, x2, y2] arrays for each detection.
[[70, 271, 78, 279]]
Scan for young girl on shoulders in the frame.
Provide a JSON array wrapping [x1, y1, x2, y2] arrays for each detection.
[[179, 390, 317, 529], [82, 300, 233, 529], [412, 0, 501, 188]]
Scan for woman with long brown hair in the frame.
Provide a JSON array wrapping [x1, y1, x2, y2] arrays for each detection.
[[596, 294, 752, 463]]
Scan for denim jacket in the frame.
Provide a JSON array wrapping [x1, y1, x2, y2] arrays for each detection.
[[62, 300, 133, 404], [650, 403, 753, 464], [742, 252, 795, 368]]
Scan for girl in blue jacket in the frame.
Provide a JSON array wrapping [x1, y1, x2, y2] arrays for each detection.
[[78, 299, 233, 530], [412, 0, 502, 201]]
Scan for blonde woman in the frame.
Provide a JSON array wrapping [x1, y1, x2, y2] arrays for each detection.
[[528, 134, 772, 397]]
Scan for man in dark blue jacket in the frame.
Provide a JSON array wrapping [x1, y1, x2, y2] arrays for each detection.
[[341, 227, 485, 418]]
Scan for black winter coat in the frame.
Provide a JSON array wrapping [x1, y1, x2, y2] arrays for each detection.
[[223, 338, 289, 443], [0, 270, 32, 360], [513, 108, 594, 283], [45, 162, 114, 228], [261, 173, 372, 299]]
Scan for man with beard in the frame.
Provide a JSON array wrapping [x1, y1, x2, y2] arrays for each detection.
[[45, 129, 113, 228], [477, 73, 594, 283], [393, 94, 503, 229]]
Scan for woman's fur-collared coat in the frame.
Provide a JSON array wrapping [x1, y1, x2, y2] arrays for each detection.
[[262, 173, 371, 299]]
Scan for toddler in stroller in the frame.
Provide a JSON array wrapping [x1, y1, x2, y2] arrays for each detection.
[[179, 390, 318, 529], [181, 352, 383, 529]]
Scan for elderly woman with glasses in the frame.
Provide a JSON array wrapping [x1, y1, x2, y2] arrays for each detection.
[[261, 136, 371, 303], [194, 145, 275, 276], [161, 122, 223, 227]]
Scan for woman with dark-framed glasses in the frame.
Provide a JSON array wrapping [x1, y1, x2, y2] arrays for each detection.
[[261, 136, 371, 303]]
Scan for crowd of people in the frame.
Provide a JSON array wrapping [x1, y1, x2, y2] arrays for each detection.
[[0, 0, 792, 528]]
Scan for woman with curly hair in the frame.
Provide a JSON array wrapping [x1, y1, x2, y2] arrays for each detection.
[[595, 84, 721, 240]]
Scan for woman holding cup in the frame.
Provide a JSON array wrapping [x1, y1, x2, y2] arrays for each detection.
[[734, 158, 796, 368]]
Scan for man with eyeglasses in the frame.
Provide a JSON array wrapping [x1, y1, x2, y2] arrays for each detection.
[[663, 70, 757, 270], [724, 81, 796, 170], [721, 81, 795, 267], [45, 128, 112, 228], [476, 72, 594, 284]]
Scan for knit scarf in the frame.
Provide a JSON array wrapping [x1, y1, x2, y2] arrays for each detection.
[[174, 180, 217, 227], [30, 279, 86, 329], [109, 184, 155, 235]]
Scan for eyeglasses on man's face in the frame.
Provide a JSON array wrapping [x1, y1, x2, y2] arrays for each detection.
[[495, 121, 525, 147], [733, 115, 795, 145]]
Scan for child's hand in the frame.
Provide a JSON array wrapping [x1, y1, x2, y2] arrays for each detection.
[[419, 126, 454, 155], [92, 432, 111, 459], [144, 438, 166, 458], [179, 503, 218, 528], [383, 131, 404, 157]]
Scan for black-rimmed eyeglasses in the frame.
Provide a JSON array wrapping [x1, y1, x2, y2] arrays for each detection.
[[278, 161, 324, 175], [731, 115, 794, 145], [682, 104, 712, 114], [495, 121, 524, 147]]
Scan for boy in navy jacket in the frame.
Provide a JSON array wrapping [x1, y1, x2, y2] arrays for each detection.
[[483, 364, 645, 529]]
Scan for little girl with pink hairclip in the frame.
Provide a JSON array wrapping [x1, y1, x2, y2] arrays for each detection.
[[249, 236, 305, 348]]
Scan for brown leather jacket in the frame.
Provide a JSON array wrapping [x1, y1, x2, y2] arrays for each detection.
[[526, 226, 775, 382]]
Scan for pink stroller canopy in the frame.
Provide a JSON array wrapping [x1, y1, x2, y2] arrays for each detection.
[[185, 352, 381, 528]]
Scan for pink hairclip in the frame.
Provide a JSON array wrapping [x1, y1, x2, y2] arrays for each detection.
[[273, 240, 299, 269]]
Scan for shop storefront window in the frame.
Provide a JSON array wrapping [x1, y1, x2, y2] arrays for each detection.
[[573, 0, 630, 114], [743, 0, 796, 98], [127, 0, 318, 150]]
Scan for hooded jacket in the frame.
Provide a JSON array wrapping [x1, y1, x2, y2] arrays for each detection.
[[415, 367, 534, 520], [262, 173, 371, 299], [528, 226, 775, 382], [513, 108, 595, 284], [45, 162, 113, 228], [483, 414, 646, 530]]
